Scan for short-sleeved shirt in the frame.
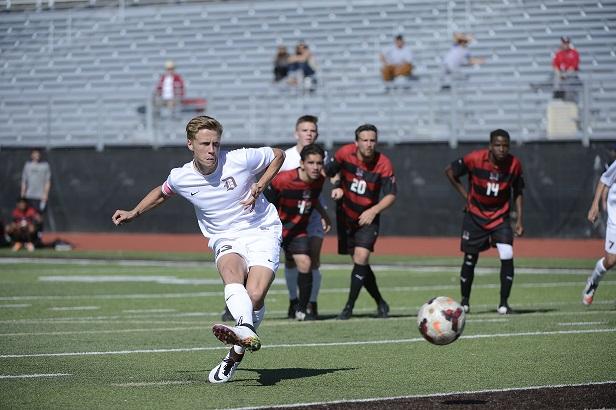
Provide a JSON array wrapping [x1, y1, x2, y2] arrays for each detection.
[[269, 168, 324, 242], [382, 45, 413, 65], [12, 206, 39, 225], [552, 48, 580, 71], [450, 149, 524, 230], [326, 143, 396, 228], [600, 160, 616, 227], [443, 44, 470, 72], [21, 161, 51, 200], [161, 148, 281, 239]]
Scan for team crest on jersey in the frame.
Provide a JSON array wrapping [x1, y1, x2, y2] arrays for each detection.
[[302, 189, 311, 199], [462, 230, 470, 240], [222, 177, 237, 191], [489, 172, 500, 181], [355, 168, 364, 178]]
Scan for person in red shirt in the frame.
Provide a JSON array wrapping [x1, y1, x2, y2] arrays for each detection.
[[155, 60, 185, 116], [268, 144, 331, 320], [445, 129, 525, 315], [325, 124, 397, 320], [552, 36, 581, 101], [6, 197, 41, 252]]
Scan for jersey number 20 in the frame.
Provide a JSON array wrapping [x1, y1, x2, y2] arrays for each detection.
[[350, 178, 367, 195]]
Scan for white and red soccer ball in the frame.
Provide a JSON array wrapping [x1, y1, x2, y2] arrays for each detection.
[[417, 296, 466, 345]]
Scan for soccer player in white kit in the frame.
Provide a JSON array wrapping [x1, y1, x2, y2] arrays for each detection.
[[112, 116, 285, 383], [584, 159, 616, 305], [278, 115, 328, 319]]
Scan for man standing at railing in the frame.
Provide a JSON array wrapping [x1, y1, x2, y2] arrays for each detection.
[[552, 36, 581, 103]]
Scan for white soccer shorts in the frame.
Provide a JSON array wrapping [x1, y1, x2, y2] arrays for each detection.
[[210, 224, 282, 273], [605, 224, 616, 254]]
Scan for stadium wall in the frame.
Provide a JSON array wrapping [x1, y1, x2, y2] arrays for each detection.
[[0, 142, 611, 238]]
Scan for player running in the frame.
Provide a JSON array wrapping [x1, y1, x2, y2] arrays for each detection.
[[445, 129, 525, 314], [583, 159, 616, 305], [325, 124, 397, 320], [112, 115, 284, 384], [268, 144, 331, 320]]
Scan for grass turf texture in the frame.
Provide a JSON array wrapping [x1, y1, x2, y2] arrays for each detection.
[[0, 255, 614, 409]]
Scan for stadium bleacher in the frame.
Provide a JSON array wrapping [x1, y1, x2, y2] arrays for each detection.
[[1, 0, 615, 148]]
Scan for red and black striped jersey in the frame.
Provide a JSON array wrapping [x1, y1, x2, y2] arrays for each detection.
[[269, 168, 325, 240], [325, 143, 397, 226], [450, 149, 524, 230]]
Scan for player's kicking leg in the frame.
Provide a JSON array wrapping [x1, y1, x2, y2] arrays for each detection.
[[583, 251, 616, 305]]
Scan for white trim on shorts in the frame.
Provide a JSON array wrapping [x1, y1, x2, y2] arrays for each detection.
[[605, 224, 616, 254], [209, 224, 282, 273]]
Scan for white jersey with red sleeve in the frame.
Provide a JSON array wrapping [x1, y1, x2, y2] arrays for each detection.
[[161, 147, 281, 239], [600, 160, 616, 227]]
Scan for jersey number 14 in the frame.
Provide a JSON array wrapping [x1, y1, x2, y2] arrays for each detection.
[[486, 182, 500, 197]]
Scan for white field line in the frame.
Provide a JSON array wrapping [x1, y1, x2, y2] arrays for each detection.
[[0, 257, 593, 275], [226, 380, 616, 410], [0, 301, 614, 326], [122, 309, 176, 313], [1, 328, 614, 359], [2, 280, 614, 302], [111, 381, 193, 387], [0, 304, 31, 308], [48, 306, 99, 311], [0, 373, 71, 379], [0, 326, 205, 337], [558, 321, 609, 326]]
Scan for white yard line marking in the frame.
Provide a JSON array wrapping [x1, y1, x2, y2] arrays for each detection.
[[0, 304, 31, 308], [48, 306, 99, 311], [226, 380, 616, 410], [557, 321, 609, 326], [0, 373, 71, 379], [1, 328, 614, 359], [1, 280, 614, 302], [111, 381, 193, 387], [0, 326, 204, 337], [122, 309, 176, 313]]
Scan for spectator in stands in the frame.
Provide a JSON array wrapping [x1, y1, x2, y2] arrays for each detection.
[[380, 34, 414, 85], [441, 32, 485, 90], [6, 197, 41, 252], [273, 45, 290, 83], [21, 148, 51, 217], [155, 60, 185, 116], [287, 41, 318, 93], [552, 36, 581, 102]]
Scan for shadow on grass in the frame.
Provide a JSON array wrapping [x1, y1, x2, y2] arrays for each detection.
[[243, 367, 356, 386]]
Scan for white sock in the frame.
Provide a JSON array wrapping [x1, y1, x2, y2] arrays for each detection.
[[234, 305, 266, 355], [224, 283, 254, 327], [310, 268, 322, 302], [285, 266, 298, 300], [590, 257, 607, 285]]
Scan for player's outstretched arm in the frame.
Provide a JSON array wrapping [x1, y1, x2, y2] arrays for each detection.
[[112, 185, 168, 226], [588, 181, 607, 223]]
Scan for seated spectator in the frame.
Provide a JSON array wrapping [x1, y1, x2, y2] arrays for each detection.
[[6, 197, 41, 252], [273, 45, 290, 83], [380, 34, 414, 83], [552, 36, 582, 102], [154, 60, 185, 116], [441, 33, 485, 90], [287, 41, 318, 93]]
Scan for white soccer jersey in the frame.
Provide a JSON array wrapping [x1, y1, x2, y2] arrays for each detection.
[[601, 160, 616, 227], [280, 146, 301, 171], [162, 147, 281, 238]]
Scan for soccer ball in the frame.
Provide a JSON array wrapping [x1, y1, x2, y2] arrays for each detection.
[[417, 296, 466, 345]]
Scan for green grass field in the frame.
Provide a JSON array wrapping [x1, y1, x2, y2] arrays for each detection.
[[0, 252, 614, 409]]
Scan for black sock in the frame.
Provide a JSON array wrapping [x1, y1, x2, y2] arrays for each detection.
[[346, 264, 369, 309], [363, 265, 383, 304], [297, 271, 313, 311], [460, 253, 478, 301], [500, 259, 514, 305]]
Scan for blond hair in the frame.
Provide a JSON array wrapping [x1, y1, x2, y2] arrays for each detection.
[[186, 116, 223, 141]]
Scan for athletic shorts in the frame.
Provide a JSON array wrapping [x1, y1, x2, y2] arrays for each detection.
[[307, 210, 325, 238], [337, 222, 379, 255], [460, 212, 513, 254], [209, 223, 282, 273], [282, 234, 310, 259], [605, 224, 616, 254]]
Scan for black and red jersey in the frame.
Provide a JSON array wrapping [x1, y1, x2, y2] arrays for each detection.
[[269, 168, 324, 240], [450, 148, 524, 230], [325, 143, 396, 226]]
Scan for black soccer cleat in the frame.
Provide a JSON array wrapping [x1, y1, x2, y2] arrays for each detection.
[[287, 298, 299, 319], [337, 305, 353, 320], [376, 300, 390, 318]]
